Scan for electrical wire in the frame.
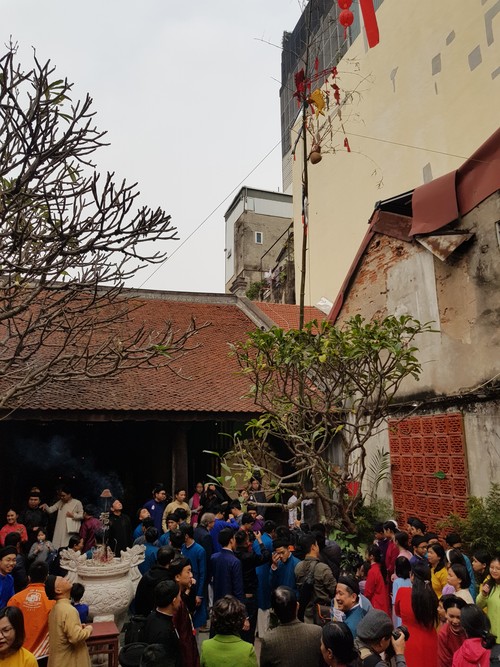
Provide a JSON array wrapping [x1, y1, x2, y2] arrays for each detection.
[[138, 139, 283, 289], [323, 130, 486, 162], [139, 125, 490, 289]]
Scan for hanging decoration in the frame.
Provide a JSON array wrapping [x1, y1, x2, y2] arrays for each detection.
[[310, 144, 322, 164], [291, 55, 358, 167], [338, 8, 354, 40], [308, 88, 326, 118], [337, 0, 353, 40], [359, 0, 380, 48], [293, 68, 306, 107], [337, 0, 379, 48]]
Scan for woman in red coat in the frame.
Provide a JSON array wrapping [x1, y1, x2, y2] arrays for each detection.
[[395, 562, 438, 667], [364, 545, 390, 615]]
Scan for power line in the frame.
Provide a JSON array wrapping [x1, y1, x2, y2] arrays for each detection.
[[139, 127, 487, 289], [335, 130, 482, 162], [138, 139, 282, 289]]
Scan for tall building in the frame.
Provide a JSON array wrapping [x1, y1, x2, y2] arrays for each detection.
[[224, 187, 293, 301], [282, 0, 500, 307], [280, 0, 384, 192]]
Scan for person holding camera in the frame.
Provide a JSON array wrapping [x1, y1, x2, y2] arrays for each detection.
[[355, 608, 407, 666]]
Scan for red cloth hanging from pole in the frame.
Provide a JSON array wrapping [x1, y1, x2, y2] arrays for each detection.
[[359, 0, 380, 48]]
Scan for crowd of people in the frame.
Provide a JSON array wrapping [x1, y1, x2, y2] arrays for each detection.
[[0, 481, 499, 667]]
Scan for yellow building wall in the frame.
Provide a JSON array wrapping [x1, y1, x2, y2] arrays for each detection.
[[292, 0, 500, 306]]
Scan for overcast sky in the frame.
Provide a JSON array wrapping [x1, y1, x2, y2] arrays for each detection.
[[3, 1, 303, 293]]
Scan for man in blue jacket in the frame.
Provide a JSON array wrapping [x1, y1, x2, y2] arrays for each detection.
[[269, 538, 300, 595], [210, 527, 248, 638], [334, 575, 367, 638], [0, 546, 16, 607], [210, 527, 244, 603]]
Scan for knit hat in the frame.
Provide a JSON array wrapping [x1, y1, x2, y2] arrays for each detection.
[[357, 609, 393, 641], [45, 574, 57, 600], [0, 546, 17, 560]]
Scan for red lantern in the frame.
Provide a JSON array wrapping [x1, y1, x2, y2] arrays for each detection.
[[337, 0, 352, 9], [339, 9, 354, 38]]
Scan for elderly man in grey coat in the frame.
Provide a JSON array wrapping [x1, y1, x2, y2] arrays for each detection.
[[260, 586, 323, 667]]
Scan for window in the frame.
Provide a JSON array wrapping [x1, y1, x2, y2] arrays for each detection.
[[255, 231, 263, 244]]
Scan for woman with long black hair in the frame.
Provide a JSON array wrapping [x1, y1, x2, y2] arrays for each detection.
[[452, 604, 497, 667], [472, 550, 492, 588], [394, 562, 438, 667], [476, 552, 500, 647], [364, 545, 390, 615]]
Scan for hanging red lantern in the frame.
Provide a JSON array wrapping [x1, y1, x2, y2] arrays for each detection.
[[337, 0, 352, 9], [339, 9, 354, 39]]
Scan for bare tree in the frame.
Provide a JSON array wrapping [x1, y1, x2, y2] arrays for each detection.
[[0, 46, 205, 409]]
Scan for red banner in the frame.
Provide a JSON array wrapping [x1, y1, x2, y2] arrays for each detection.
[[359, 0, 380, 48]]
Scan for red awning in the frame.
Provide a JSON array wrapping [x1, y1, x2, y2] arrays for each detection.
[[411, 127, 500, 236]]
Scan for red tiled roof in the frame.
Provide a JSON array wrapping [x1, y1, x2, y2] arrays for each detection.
[[3, 290, 330, 417], [9, 295, 325, 416], [12, 296, 264, 415], [252, 302, 325, 330]]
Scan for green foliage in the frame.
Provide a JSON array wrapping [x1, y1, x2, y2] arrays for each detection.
[[227, 314, 433, 533], [324, 497, 394, 573], [365, 448, 391, 503], [245, 281, 267, 300], [437, 483, 500, 553], [353, 497, 394, 548]]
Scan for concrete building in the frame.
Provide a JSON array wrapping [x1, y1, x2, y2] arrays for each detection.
[[224, 187, 293, 301], [328, 129, 500, 529], [283, 0, 500, 308]]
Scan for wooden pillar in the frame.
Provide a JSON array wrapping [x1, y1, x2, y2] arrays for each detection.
[[171, 425, 188, 493]]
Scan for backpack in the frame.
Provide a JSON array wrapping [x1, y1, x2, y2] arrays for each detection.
[[123, 615, 147, 645], [297, 561, 318, 621], [118, 642, 148, 667]]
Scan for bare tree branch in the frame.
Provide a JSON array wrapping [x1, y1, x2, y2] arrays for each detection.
[[0, 46, 207, 408]]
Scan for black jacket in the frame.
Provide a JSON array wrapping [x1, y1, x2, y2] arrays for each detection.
[[235, 543, 271, 596], [134, 565, 173, 616]]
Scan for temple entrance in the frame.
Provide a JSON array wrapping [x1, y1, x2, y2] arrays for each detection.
[[0, 418, 243, 519]]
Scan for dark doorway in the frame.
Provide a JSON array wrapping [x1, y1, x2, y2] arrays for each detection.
[[0, 417, 247, 521]]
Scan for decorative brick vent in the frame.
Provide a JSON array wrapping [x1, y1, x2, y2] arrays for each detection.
[[389, 413, 468, 530]]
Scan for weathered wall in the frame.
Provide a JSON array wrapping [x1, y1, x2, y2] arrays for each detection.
[[337, 192, 500, 399], [463, 402, 500, 497], [292, 0, 500, 307], [227, 210, 291, 295], [336, 192, 500, 500]]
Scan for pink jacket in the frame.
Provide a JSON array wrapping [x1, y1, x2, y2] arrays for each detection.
[[452, 638, 491, 667]]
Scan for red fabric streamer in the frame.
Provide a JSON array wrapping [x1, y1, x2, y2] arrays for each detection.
[[294, 68, 306, 105], [344, 137, 351, 152], [314, 56, 319, 74], [359, 0, 380, 48], [331, 83, 340, 105]]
